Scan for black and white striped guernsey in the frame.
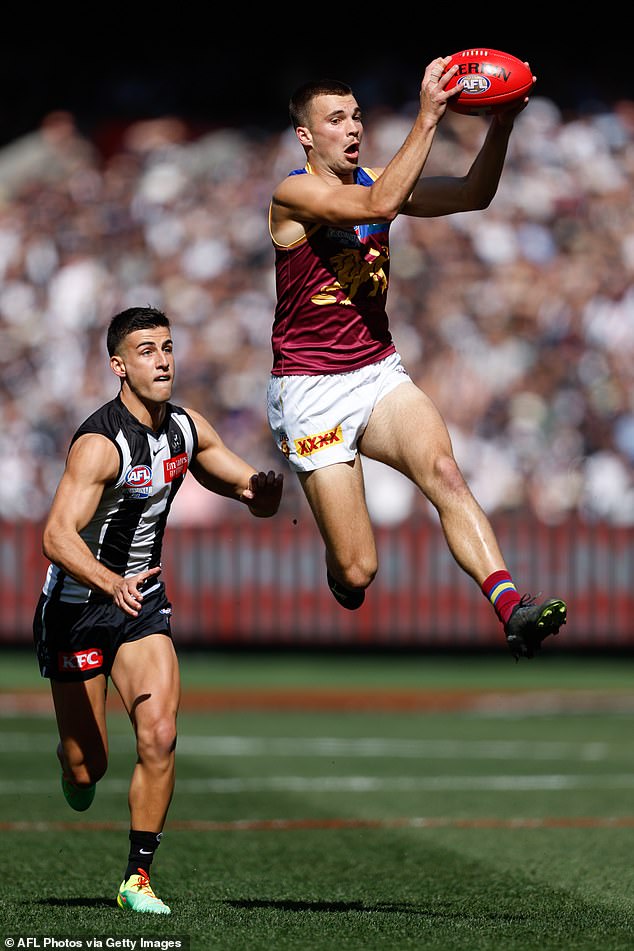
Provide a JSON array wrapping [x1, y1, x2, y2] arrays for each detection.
[[42, 394, 198, 604]]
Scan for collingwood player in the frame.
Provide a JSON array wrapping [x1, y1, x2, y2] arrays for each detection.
[[33, 306, 283, 915]]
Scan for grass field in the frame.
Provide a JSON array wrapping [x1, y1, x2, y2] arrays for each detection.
[[2, 648, 634, 950]]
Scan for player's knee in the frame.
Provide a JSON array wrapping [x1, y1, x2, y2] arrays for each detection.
[[433, 454, 469, 497], [136, 716, 177, 764], [67, 753, 107, 787], [338, 555, 377, 590]]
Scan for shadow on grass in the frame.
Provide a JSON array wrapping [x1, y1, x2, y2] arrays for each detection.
[[223, 898, 525, 921], [36, 898, 115, 909]]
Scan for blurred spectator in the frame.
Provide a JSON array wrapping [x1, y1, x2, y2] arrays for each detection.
[[0, 97, 632, 526]]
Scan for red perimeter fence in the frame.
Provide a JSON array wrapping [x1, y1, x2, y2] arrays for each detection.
[[2, 516, 632, 650]]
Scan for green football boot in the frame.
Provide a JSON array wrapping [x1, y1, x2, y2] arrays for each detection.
[[61, 773, 96, 812], [117, 869, 171, 915]]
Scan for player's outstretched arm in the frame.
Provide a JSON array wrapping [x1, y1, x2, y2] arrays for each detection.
[[188, 408, 283, 517], [403, 70, 535, 219]]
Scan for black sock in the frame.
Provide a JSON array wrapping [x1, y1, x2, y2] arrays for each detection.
[[125, 830, 163, 880]]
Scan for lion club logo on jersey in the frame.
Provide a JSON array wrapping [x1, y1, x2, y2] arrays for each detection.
[[279, 433, 291, 459], [164, 452, 188, 482], [314, 243, 388, 307], [58, 649, 103, 673], [295, 425, 343, 458], [124, 464, 153, 499]]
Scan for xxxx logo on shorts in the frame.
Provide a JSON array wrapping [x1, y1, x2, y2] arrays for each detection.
[[295, 425, 343, 457]]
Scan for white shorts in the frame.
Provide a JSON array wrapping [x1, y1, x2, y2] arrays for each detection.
[[267, 352, 411, 473]]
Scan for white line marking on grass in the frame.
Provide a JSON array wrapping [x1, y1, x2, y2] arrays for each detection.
[[172, 774, 634, 793], [3, 773, 634, 795], [175, 735, 610, 761], [0, 733, 611, 761]]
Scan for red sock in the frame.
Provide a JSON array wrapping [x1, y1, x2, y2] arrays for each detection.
[[481, 570, 520, 625]]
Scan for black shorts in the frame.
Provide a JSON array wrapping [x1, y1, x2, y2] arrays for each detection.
[[33, 583, 173, 682]]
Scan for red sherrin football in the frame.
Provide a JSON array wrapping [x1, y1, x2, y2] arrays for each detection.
[[444, 48, 533, 116]]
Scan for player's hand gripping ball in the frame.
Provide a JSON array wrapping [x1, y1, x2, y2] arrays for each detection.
[[443, 48, 533, 116]]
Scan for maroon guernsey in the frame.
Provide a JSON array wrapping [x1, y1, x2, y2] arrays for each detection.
[[270, 165, 397, 375]]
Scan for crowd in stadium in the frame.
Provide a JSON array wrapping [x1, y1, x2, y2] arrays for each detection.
[[0, 95, 632, 526]]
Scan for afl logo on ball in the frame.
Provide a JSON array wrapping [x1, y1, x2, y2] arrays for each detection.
[[458, 75, 491, 95]]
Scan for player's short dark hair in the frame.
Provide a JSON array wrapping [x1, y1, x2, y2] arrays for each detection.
[[107, 306, 170, 356], [289, 79, 354, 129]]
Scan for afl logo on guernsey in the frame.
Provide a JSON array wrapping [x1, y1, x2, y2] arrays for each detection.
[[125, 464, 152, 499]]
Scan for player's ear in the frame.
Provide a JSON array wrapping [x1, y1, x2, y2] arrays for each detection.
[[296, 125, 312, 148], [110, 354, 126, 379]]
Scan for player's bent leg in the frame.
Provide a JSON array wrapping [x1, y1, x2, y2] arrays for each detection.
[[362, 382, 568, 654], [299, 459, 377, 608], [360, 382, 507, 584], [52, 676, 109, 812]]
